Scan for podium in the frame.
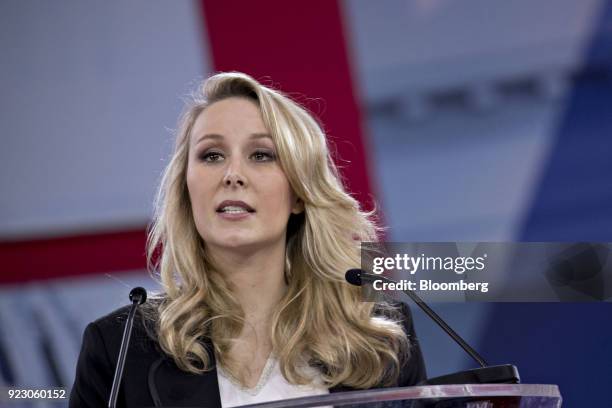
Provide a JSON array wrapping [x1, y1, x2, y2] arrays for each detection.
[[233, 384, 561, 407]]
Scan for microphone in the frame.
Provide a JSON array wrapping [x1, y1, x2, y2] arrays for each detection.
[[345, 269, 519, 385], [108, 287, 148, 408]]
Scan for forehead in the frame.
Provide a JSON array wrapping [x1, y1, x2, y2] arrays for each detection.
[[191, 97, 268, 142]]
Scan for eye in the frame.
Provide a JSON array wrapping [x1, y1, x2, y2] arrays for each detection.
[[250, 149, 276, 162], [199, 150, 225, 163]]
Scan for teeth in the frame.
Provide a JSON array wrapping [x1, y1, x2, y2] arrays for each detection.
[[221, 206, 248, 213]]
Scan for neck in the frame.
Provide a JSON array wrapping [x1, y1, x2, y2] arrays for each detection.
[[207, 240, 288, 325]]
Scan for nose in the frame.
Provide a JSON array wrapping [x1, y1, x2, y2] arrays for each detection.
[[222, 158, 247, 187], [223, 173, 245, 187]]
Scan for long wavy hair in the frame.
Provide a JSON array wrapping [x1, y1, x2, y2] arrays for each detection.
[[145, 72, 410, 388]]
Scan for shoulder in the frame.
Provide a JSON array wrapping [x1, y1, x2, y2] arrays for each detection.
[[372, 300, 419, 352], [79, 306, 130, 359], [373, 300, 427, 386], [83, 303, 160, 363], [70, 304, 165, 407], [90, 305, 131, 334], [93, 296, 163, 333]]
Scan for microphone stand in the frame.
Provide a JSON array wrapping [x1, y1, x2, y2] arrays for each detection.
[[108, 287, 147, 408]]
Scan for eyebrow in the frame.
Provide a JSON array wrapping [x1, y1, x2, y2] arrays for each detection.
[[194, 133, 272, 145]]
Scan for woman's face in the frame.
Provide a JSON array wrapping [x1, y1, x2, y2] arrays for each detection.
[[186, 97, 302, 253]]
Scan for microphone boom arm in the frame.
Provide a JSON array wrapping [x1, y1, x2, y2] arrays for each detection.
[[108, 287, 147, 408], [367, 274, 487, 367]]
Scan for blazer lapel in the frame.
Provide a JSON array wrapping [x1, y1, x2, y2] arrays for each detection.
[[147, 346, 222, 408]]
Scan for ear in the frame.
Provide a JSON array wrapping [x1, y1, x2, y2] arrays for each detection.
[[291, 197, 305, 215]]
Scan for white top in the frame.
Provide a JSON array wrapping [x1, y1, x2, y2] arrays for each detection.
[[216, 355, 330, 407]]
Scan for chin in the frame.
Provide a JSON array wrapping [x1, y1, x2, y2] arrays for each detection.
[[214, 233, 258, 249]]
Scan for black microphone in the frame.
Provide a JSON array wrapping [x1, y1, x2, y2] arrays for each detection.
[[346, 269, 519, 385], [108, 287, 147, 408]]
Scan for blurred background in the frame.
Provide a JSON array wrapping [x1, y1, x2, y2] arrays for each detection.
[[1, 0, 611, 406]]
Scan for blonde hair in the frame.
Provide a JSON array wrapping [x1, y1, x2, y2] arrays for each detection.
[[146, 72, 410, 388]]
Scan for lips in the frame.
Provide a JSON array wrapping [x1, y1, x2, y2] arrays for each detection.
[[216, 200, 255, 213]]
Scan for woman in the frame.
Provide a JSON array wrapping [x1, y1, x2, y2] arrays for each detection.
[[70, 72, 426, 407]]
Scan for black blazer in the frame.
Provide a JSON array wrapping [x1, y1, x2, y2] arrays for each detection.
[[69, 302, 426, 407]]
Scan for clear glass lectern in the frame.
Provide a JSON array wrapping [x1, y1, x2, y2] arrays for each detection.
[[232, 384, 561, 408]]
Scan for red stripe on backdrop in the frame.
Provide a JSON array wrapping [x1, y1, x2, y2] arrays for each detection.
[[0, 1, 377, 284], [0, 229, 147, 284], [200, 0, 376, 212]]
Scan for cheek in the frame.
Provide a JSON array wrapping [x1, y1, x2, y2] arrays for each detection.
[[186, 166, 215, 214], [186, 175, 216, 241], [260, 176, 294, 214]]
